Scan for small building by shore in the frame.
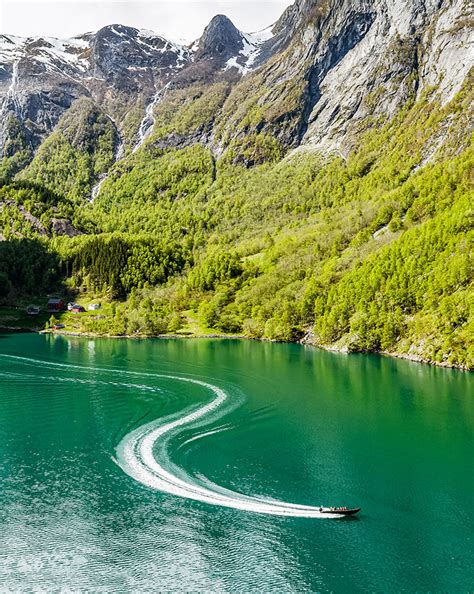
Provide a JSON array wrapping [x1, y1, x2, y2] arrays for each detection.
[[47, 298, 65, 312], [71, 305, 86, 314]]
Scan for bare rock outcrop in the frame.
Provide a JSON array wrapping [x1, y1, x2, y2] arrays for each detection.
[[0, 1, 472, 166]]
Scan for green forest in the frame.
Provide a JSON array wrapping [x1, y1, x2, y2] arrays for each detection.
[[0, 78, 472, 370]]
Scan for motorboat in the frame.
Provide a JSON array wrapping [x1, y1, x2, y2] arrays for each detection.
[[319, 506, 361, 516]]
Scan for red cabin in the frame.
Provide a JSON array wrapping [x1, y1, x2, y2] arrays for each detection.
[[47, 298, 65, 312]]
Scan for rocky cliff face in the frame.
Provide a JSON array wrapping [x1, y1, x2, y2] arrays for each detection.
[[0, 26, 192, 162], [0, 0, 472, 175], [195, 15, 245, 64], [293, 0, 474, 152], [215, 0, 473, 154]]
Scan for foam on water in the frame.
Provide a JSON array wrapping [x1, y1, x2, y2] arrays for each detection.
[[0, 354, 343, 518]]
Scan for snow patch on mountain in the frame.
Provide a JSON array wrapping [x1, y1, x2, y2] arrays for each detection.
[[0, 28, 191, 76], [224, 25, 274, 75], [40, 37, 90, 71], [0, 35, 27, 65], [0, 33, 90, 74]]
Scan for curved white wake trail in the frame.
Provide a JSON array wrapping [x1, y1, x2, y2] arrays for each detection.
[[0, 354, 342, 518], [117, 376, 343, 518]]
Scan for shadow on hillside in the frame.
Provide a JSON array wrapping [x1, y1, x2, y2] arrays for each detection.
[[0, 238, 77, 320]]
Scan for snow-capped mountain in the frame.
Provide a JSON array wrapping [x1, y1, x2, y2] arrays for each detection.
[[0, 26, 190, 155], [0, 0, 472, 175], [0, 17, 275, 159], [191, 15, 275, 74]]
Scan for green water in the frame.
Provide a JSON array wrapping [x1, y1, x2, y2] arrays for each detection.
[[0, 334, 472, 591]]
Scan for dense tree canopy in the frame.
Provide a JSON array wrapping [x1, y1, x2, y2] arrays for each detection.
[[1, 82, 472, 368]]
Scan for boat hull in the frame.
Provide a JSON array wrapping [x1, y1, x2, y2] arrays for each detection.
[[320, 507, 361, 516]]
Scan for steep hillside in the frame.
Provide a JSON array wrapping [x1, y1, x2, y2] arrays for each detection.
[[2, 0, 472, 173], [73, 78, 471, 369], [0, 0, 472, 368]]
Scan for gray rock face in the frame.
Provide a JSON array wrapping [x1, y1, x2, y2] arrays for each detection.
[[195, 15, 245, 64], [215, 0, 472, 154], [287, 0, 474, 152], [0, 27, 191, 159], [89, 25, 190, 89], [0, 0, 472, 166], [419, 0, 474, 102], [51, 218, 81, 237], [0, 199, 50, 237]]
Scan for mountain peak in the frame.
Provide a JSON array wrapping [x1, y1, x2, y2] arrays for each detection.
[[94, 24, 140, 41], [195, 14, 244, 62]]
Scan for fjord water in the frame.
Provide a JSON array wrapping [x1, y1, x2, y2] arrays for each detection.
[[0, 334, 472, 591]]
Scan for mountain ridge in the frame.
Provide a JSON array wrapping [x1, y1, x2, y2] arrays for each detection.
[[1, 0, 472, 172], [0, 16, 277, 165]]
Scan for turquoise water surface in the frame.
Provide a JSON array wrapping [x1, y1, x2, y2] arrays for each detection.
[[0, 333, 472, 591]]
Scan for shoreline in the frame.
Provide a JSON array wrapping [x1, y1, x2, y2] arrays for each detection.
[[0, 324, 469, 372], [303, 338, 472, 372]]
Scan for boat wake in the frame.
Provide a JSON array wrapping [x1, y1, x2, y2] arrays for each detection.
[[0, 354, 344, 518], [115, 375, 345, 518]]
